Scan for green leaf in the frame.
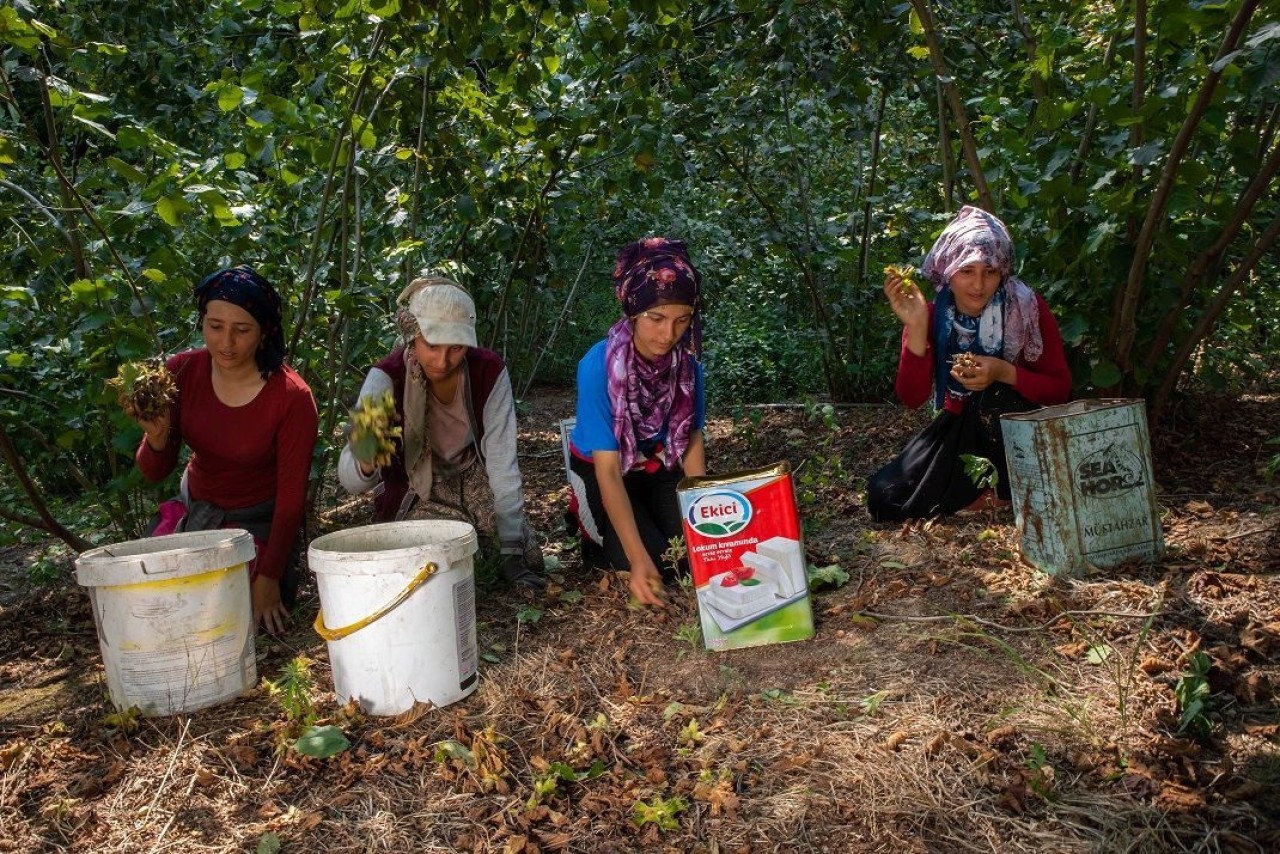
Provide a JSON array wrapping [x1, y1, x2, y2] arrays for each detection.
[[1057, 314, 1087, 347], [105, 157, 145, 184], [225, 152, 247, 169], [543, 54, 561, 74], [1091, 359, 1122, 389], [69, 278, 109, 300], [218, 85, 244, 112], [155, 195, 190, 227], [433, 739, 475, 766], [456, 193, 477, 220], [516, 605, 542, 625], [115, 126, 148, 151], [352, 431, 378, 463], [806, 562, 849, 589], [1085, 644, 1113, 665], [0, 7, 42, 51], [293, 724, 350, 758], [257, 832, 282, 854]]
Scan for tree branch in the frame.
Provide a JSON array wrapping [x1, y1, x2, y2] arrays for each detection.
[[1107, 0, 1261, 372], [1141, 137, 1280, 371], [0, 422, 91, 552], [907, 0, 993, 210], [1151, 213, 1280, 422]]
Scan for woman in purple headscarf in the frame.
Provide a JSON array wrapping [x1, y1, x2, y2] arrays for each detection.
[[568, 237, 706, 607], [867, 207, 1071, 520], [135, 265, 319, 633]]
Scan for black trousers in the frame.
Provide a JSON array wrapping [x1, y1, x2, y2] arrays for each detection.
[[569, 455, 687, 577]]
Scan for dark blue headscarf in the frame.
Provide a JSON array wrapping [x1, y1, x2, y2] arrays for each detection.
[[194, 265, 285, 378]]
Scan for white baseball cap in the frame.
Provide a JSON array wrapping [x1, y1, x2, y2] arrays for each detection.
[[403, 278, 477, 347]]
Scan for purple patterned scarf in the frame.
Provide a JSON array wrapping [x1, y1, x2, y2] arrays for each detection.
[[604, 237, 702, 472]]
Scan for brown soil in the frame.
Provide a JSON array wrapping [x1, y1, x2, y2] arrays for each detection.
[[0, 390, 1277, 853]]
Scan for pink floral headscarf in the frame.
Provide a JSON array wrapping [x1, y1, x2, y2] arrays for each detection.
[[921, 206, 1044, 383]]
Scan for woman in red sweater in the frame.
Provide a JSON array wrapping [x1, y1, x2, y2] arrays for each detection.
[[867, 207, 1071, 521], [135, 266, 319, 633]]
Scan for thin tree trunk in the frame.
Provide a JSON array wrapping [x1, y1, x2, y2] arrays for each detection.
[[29, 71, 87, 281], [0, 423, 92, 552], [289, 24, 384, 358], [19, 422, 131, 535], [406, 73, 431, 286], [487, 166, 563, 352], [1010, 0, 1047, 105], [856, 85, 889, 287], [0, 179, 73, 247], [1129, 0, 1147, 186], [850, 86, 889, 364], [1151, 213, 1280, 421], [1107, 0, 1261, 373], [36, 71, 160, 345], [1069, 28, 1122, 185], [714, 145, 843, 395], [908, 0, 994, 211], [1141, 138, 1280, 371], [935, 78, 953, 210], [520, 242, 593, 399]]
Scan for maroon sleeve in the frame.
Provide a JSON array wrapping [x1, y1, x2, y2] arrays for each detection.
[[894, 303, 936, 410], [1010, 296, 1072, 406], [256, 375, 319, 581]]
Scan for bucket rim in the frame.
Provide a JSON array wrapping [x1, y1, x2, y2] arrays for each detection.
[[308, 519, 479, 575], [74, 528, 256, 588]]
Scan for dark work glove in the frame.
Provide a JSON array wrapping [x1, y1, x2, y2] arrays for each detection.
[[501, 553, 545, 591]]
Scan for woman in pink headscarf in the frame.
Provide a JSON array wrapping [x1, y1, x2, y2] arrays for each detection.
[[868, 206, 1071, 520], [567, 237, 706, 607]]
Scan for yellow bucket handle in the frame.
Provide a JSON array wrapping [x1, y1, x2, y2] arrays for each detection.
[[314, 561, 438, 642]]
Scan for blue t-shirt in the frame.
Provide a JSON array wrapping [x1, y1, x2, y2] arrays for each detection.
[[571, 339, 706, 462]]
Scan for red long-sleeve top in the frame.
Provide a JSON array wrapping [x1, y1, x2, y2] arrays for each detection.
[[896, 294, 1072, 413], [136, 349, 319, 580]]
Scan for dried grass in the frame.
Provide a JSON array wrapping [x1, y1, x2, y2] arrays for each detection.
[[2, 393, 1278, 852]]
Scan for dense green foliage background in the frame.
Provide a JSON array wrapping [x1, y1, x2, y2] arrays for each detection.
[[1, 0, 1277, 545]]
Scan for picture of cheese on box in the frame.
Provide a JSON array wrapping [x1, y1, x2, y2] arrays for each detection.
[[678, 463, 815, 651], [700, 537, 806, 626]]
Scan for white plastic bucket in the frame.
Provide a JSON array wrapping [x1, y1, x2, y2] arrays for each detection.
[[74, 529, 257, 717], [308, 520, 479, 716]]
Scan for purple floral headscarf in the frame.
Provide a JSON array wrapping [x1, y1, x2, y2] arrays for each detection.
[[920, 206, 1044, 407], [604, 237, 702, 472]]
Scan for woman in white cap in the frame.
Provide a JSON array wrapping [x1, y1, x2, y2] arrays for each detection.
[[339, 276, 543, 589]]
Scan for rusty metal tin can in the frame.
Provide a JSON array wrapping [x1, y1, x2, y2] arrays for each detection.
[[1001, 399, 1164, 576]]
